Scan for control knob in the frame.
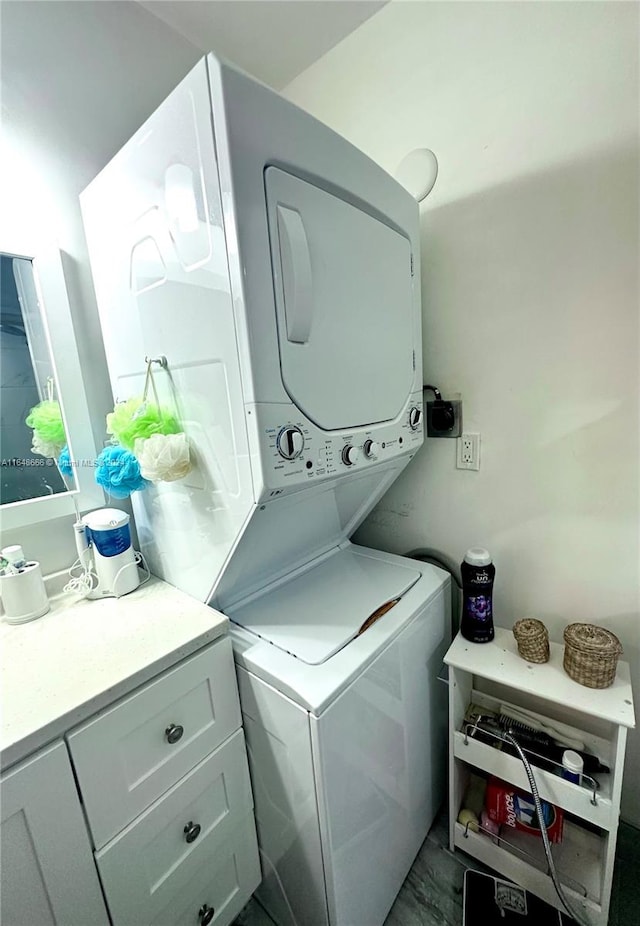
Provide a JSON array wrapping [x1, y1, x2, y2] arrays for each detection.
[[408, 406, 422, 430], [341, 445, 359, 466], [363, 440, 380, 459], [277, 427, 304, 460]]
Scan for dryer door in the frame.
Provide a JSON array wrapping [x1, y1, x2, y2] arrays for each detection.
[[265, 167, 415, 431]]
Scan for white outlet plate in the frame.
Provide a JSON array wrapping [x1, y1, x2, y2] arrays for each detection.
[[457, 432, 480, 470]]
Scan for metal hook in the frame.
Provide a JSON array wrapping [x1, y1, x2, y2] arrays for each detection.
[[144, 355, 167, 368]]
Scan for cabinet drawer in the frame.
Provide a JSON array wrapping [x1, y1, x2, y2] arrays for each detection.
[[149, 813, 261, 926], [96, 730, 259, 926], [68, 637, 241, 848]]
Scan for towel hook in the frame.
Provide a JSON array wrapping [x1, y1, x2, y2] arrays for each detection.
[[144, 355, 167, 368]]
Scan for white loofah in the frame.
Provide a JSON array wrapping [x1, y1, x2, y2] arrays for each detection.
[[31, 432, 63, 459], [134, 432, 192, 483]]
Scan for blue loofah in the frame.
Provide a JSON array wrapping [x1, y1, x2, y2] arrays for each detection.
[[58, 445, 73, 477], [95, 445, 150, 499]]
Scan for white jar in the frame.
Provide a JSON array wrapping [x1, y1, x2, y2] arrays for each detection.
[[0, 562, 50, 624], [561, 749, 584, 785]]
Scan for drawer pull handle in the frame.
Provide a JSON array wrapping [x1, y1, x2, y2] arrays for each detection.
[[184, 821, 201, 843], [165, 723, 184, 744], [199, 903, 215, 925]]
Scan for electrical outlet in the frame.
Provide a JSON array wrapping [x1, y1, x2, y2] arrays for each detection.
[[426, 399, 462, 438], [457, 432, 480, 471]]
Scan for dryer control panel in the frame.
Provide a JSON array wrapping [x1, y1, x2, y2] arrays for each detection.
[[251, 395, 424, 498]]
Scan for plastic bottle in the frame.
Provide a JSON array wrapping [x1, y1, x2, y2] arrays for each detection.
[[460, 547, 495, 643], [561, 750, 584, 785]]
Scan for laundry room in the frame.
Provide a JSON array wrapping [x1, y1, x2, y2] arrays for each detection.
[[0, 2, 638, 926]]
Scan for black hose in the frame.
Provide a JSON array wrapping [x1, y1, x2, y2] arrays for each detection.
[[404, 548, 462, 638]]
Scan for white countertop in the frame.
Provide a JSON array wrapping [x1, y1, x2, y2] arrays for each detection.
[[1, 573, 228, 769], [445, 628, 635, 729]]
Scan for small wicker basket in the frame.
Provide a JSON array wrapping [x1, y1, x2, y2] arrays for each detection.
[[563, 623, 622, 689], [512, 618, 550, 663]]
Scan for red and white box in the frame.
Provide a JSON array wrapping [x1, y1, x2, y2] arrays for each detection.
[[485, 776, 564, 844]]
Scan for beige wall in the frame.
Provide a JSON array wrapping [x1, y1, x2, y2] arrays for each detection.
[[284, 0, 640, 824]]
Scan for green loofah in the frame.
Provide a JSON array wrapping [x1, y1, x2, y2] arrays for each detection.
[[106, 397, 180, 451], [25, 400, 66, 446]]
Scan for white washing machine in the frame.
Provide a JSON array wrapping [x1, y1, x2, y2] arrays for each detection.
[[81, 54, 450, 926], [229, 545, 449, 926]]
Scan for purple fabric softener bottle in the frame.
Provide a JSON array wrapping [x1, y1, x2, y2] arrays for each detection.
[[460, 547, 495, 643]]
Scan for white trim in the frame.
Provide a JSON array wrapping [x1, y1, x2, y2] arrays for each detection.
[[0, 234, 104, 529]]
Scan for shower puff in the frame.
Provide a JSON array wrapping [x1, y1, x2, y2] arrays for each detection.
[[57, 444, 74, 477], [26, 399, 66, 450], [135, 432, 192, 483], [107, 397, 180, 451], [31, 431, 62, 460], [95, 445, 150, 499]]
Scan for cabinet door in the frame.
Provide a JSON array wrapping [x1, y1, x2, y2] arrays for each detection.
[[1, 741, 109, 926]]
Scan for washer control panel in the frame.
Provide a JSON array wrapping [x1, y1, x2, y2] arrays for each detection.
[[254, 394, 424, 497], [408, 406, 422, 430], [277, 426, 305, 460], [341, 444, 359, 466]]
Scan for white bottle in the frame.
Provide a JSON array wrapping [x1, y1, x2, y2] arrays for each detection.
[[561, 750, 584, 785]]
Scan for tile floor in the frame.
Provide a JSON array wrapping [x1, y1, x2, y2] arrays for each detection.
[[235, 806, 640, 926]]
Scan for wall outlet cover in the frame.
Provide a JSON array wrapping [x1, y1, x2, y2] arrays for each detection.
[[457, 432, 480, 470]]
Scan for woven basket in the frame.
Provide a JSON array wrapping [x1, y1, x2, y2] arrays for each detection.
[[563, 623, 622, 689], [513, 618, 550, 664]]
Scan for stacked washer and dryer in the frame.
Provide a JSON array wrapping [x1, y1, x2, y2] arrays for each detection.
[[81, 55, 450, 926]]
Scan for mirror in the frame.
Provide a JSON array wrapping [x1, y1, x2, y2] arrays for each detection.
[[0, 236, 104, 530], [1, 254, 75, 503]]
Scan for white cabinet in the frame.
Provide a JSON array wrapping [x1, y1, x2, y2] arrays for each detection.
[[444, 628, 635, 926], [0, 741, 110, 926], [68, 636, 261, 926], [1, 636, 260, 926]]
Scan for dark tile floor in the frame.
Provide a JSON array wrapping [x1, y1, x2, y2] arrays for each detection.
[[609, 820, 640, 926], [235, 806, 640, 926]]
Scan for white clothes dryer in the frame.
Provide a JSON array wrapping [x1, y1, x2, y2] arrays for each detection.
[[81, 54, 449, 926]]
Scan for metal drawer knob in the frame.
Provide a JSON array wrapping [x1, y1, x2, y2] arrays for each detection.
[[199, 903, 215, 925], [184, 821, 201, 844], [165, 723, 184, 744]]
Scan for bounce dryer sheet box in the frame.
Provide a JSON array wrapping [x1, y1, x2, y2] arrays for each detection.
[[485, 777, 564, 844]]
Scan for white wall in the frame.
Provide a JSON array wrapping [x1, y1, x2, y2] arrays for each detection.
[[284, 1, 640, 824], [1, 0, 638, 825], [0, 1, 201, 569]]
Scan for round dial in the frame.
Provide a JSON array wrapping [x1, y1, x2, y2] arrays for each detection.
[[363, 440, 380, 459], [341, 444, 359, 466], [277, 427, 305, 460], [408, 406, 422, 430]]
